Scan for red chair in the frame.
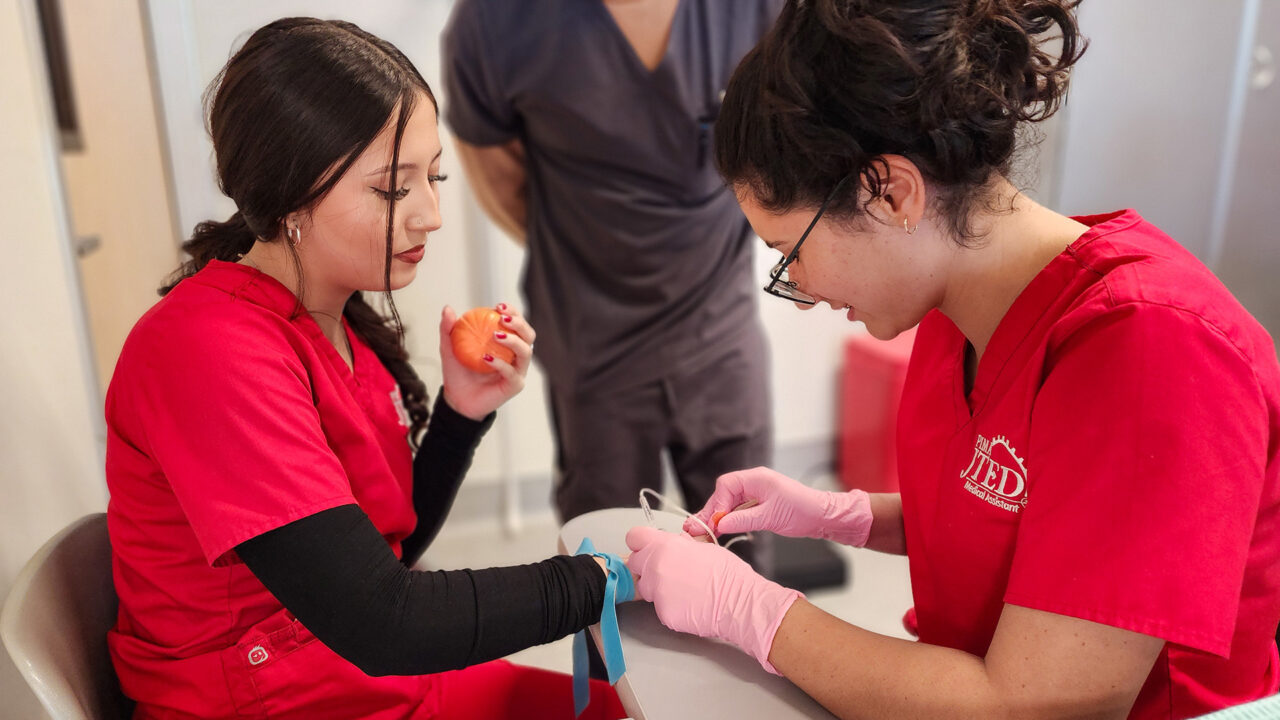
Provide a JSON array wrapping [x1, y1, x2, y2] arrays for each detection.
[[838, 326, 917, 494]]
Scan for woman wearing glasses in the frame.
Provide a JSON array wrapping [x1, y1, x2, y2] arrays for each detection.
[[105, 18, 630, 719], [624, 1, 1280, 717]]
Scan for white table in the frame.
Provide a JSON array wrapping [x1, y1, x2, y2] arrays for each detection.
[[559, 508, 915, 720]]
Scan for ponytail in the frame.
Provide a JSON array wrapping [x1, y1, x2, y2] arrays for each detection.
[[159, 212, 257, 296]]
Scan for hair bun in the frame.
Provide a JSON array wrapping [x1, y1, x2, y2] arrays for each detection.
[[964, 0, 1087, 124]]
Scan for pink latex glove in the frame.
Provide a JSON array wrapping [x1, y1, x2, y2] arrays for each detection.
[[684, 466, 874, 547], [625, 525, 801, 675]]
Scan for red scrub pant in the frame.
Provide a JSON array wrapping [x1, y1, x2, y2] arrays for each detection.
[[435, 660, 626, 719]]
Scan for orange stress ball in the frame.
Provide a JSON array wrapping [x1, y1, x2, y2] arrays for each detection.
[[450, 307, 516, 373]]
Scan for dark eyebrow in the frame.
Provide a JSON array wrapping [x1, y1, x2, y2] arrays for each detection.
[[367, 163, 417, 177], [366, 149, 443, 176]]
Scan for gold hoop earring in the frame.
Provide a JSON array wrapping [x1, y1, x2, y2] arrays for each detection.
[[287, 226, 302, 246], [903, 218, 918, 235]]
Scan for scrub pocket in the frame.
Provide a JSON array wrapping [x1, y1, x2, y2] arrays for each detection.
[[221, 608, 433, 719]]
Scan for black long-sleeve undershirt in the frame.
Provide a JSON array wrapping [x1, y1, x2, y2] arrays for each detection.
[[235, 394, 608, 676], [237, 505, 605, 676], [401, 394, 495, 565]]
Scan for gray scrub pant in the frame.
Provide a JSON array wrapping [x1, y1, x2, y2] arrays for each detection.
[[548, 336, 772, 524]]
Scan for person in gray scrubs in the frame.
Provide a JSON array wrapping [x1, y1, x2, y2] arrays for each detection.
[[442, 0, 782, 524]]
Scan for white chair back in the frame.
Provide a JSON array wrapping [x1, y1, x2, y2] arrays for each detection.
[[1, 513, 132, 719]]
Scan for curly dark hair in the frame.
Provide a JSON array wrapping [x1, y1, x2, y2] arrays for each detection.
[[160, 18, 433, 443], [715, 0, 1088, 241]]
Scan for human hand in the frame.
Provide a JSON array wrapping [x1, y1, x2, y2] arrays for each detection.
[[684, 466, 874, 547], [439, 303, 534, 420], [625, 526, 801, 674]]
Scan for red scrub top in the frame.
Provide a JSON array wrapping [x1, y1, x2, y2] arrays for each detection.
[[897, 210, 1280, 719], [105, 259, 431, 718]]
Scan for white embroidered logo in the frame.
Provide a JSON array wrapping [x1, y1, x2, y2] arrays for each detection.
[[960, 434, 1028, 513], [247, 645, 269, 666], [389, 388, 410, 428]]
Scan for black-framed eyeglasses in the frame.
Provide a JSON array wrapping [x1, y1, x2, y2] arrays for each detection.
[[763, 174, 853, 305]]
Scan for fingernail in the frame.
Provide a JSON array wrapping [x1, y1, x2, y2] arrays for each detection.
[[497, 303, 507, 310], [495, 332, 507, 339], [502, 315, 512, 323], [483, 354, 494, 362]]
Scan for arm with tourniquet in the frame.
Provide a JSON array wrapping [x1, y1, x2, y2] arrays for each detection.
[[238, 505, 607, 676]]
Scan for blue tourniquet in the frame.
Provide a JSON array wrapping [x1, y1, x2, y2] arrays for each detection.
[[572, 537, 634, 716]]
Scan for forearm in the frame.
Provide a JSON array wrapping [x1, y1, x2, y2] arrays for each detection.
[[862, 493, 906, 554], [474, 180, 527, 243], [768, 600, 1145, 720], [769, 600, 1007, 719], [455, 138, 528, 244]]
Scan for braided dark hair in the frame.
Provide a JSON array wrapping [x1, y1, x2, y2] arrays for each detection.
[[161, 18, 432, 441], [716, 0, 1087, 241]]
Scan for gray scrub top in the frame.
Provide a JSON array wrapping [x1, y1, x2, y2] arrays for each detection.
[[442, 0, 783, 395]]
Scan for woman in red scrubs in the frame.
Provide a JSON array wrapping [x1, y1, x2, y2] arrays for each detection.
[[624, 1, 1280, 718], [105, 18, 626, 720]]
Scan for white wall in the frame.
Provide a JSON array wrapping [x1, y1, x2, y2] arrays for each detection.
[[1054, 0, 1249, 260], [0, 0, 109, 716]]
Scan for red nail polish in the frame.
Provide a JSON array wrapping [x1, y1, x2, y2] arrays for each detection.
[[495, 332, 507, 339], [502, 315, 512, 323], [483, 354, 494, 362], [497, 303, 507, 310]]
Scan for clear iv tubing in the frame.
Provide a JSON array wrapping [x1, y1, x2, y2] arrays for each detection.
[[638, 488, 750, 549]]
